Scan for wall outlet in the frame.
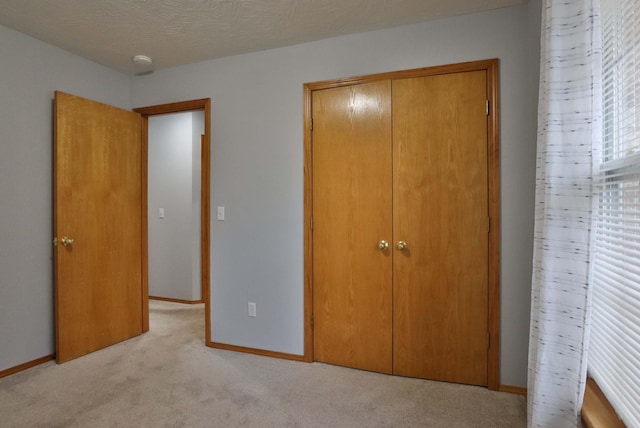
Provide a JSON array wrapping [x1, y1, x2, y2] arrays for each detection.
[[158, 208, 165, 219], [248, 302, 257, 317]]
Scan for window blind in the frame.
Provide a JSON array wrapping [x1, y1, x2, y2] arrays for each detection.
[[590, 0, 640, 426]]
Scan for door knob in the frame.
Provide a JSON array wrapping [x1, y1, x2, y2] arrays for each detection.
[[378, 240, 389, 250], [61, 237, 74, 246], [396, 241, 407, 250]]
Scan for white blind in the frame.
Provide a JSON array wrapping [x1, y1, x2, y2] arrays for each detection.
[[590, 0, 640, 426]]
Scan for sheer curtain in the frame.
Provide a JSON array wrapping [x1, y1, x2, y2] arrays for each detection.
[[528, 0, 602, 427]]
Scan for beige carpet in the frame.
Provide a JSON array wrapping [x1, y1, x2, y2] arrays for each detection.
[[0, 301, 526, 427]]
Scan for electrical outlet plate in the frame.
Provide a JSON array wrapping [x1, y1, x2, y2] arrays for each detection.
[[248, 302, 256, 317]]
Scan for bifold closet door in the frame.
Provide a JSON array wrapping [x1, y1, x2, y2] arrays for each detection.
[[392, 71, 489, 386], [311, 70, 490, 386], [312, 81, 394, 374]]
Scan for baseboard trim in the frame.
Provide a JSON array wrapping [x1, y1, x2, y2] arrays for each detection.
[[499, 385, 527, 396], [0, 355, 54, 379], [207, 341, 308, 363], [149, 296, 204, 305]]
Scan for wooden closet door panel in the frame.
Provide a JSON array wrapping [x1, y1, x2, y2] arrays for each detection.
[[312, 81, 393, 373], [392, 71, 489, 385]]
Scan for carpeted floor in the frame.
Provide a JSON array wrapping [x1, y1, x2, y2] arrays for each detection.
[[0, 300, 526, 427]]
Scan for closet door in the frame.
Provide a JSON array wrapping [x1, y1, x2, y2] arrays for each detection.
[[392, 71, 489, 386], [312, 81, 393, 373]]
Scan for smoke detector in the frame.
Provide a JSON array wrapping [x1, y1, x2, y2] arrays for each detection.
[[132, 55, 153, 66]]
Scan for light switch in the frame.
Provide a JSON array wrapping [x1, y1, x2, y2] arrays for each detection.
[[159, 208, 165, 219], [217, 206, 225, 221]]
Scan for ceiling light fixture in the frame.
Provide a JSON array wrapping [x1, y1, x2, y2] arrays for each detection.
[[132, 55, 153, 66]]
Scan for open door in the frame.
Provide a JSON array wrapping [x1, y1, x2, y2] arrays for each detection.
[[54, 91, 145, 363]]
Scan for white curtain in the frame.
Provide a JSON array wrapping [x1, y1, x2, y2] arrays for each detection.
[[528, 0, 602, 427]]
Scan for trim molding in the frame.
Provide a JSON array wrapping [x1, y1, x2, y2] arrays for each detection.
[[582, 377, 625, 428], [207, 342, 307, 363], [149, 296, 204, 305], [499, 385, 527, 396], [0, 355, 54, 379]]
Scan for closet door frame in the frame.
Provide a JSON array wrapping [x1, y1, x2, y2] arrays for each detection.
[[303, 58, 501, 390]]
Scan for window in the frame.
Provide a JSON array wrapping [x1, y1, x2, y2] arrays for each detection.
[[589, 0, 640, 425]]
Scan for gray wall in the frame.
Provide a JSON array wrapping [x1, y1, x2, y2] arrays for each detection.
[[0, 3, 539, 388], [132, 4, 539, 387], [148, 112, 203, 301], [0, 24, 130, 371], [192, 112, 204, 300]]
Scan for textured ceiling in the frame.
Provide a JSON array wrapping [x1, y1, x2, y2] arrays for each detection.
[[0, 0, 526, 75]]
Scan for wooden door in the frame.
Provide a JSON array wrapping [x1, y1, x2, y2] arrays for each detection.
[[312, 81, 393, 373], [392, 71, 489, 385], [54, 91, 144, 363]]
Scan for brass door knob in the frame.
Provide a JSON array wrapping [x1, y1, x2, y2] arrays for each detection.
[[61, 237, 74, 246], [396, 241, 407, 250], [378, 240, 389, 250]]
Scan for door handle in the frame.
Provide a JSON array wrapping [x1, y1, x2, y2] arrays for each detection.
[[396, 241, 407, 250], [61, 237, 74, 246], [378, 240, 389, 250]]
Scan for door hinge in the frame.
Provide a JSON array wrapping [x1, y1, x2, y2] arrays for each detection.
[[488, 217, 491, 233], [310, 118, 314, 131], [488, 333, 491, 350], [310, 216, 313, 230], [486, 100, 490, 116]]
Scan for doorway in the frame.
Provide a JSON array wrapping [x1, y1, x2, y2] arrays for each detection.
[[147, 111, 204, 304], [134, 99, 211, 342]]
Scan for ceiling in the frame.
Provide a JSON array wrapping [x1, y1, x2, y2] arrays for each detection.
[[0, 0, 526, 75]]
